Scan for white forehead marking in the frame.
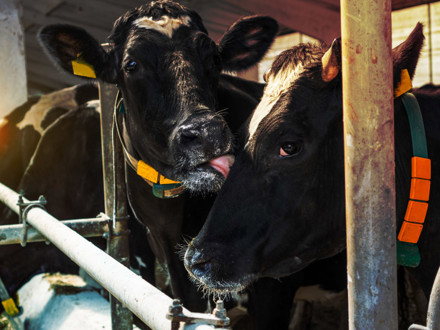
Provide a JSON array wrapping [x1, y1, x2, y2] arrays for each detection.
[[246, 63, 304, 148], [134, 15, 191, 38]]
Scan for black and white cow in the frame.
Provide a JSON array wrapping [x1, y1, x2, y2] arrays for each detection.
[[0, 84, 98, 215], [0, 84, 100, 295], [185, 23, 440, 305], [37, 0, 277, 313]]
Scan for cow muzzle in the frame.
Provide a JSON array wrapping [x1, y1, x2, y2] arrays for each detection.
[[172, 112, 234, 193], [184, 242, 255, 295]]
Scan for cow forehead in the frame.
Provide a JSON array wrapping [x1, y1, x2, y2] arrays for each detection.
[[133, 15, 192, 38], [246, 64, 305, 149]]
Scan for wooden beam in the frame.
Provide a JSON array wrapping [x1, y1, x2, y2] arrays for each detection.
[[392, 0, 430, 10], [222, 0, 341, 43], [23, 7, 110, 41]]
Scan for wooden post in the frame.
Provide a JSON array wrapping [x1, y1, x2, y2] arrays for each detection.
[[341, 0, 398, 328], [0, 0, 27, 117]]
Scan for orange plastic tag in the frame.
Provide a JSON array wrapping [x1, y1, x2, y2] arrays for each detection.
[[137, 160, 160, 183], [394, 69, 412, 98], [404, 200, 428, 223], [398, 221, 423, 243], [159, 175, 180, 185], [412, 157, 431, 179], [409, 178, 430, 201], [137, 161, 181, 185]]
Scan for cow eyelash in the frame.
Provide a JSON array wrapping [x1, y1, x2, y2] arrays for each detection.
[[279, 141, 303, 158]]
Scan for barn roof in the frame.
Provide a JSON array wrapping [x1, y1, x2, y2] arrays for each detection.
[[22, 0, 430, 92]]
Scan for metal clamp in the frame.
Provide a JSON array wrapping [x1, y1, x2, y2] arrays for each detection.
[[102, 215, 130, 241], [17, 194, 47, 247], [166, 299, 230, 329]]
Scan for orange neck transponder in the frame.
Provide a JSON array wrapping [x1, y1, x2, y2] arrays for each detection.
[[395, 71, 429, 267]]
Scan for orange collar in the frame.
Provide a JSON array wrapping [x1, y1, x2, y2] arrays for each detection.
[[114, 95, 185, 199]]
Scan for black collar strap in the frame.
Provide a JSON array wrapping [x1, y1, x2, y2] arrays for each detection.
[[113, 94, 186, 199]]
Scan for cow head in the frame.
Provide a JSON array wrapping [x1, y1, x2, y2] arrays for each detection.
[[38, 0, 278, 193], [184, 24, 425, 294]]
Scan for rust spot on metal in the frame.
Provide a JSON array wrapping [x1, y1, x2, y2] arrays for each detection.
[[371, 48, 378, 64], [348, 103, 359, 121]]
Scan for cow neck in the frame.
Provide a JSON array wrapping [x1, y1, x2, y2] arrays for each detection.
[[113, 92, 186, 199], [395, 70, 431, 268]]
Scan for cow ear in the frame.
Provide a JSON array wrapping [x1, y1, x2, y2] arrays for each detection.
[[38, 24, 118, 83], [321, 38, 341, 82], [392, 23, 424, 90], [218, 16, 278, 72]]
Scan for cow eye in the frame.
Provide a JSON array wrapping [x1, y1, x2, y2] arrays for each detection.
[[124, 60, 137, 73], [280, 141, 302, 157]]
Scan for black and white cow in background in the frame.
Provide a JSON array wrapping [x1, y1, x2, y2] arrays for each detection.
[[0, 84, 98, 216], [0, 84, 101, 295], [33, 0, 278, 319], [185, 23, 440, 318]]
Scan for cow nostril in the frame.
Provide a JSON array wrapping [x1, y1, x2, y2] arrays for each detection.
[[179, 128, 200, 144], [184, 248, 212, 277], [190, 259, 212, 277]]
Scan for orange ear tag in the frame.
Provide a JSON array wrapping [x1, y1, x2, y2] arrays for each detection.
[[394, 69, 412, 98]]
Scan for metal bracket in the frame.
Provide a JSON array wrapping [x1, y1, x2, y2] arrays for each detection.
[[102, 215, 130, 241], [166, 299, 230, 329], [17, 194, 47, 247]]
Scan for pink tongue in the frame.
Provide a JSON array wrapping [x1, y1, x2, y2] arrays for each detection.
[[209, 155, 235, 178]]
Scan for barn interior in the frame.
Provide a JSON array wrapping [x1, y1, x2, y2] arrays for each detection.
[[0, 0, 439, 329], [7, 0, 440, 95]]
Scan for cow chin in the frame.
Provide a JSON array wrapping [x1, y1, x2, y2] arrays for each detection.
[[187, 270, 256, 299], [181, 165, 225, 194]]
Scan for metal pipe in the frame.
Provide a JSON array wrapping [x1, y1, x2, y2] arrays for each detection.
[[341, 0, 398, 329], [426, 266, 440, 329], [0, 216, 109, 245], [0, 182, 196, 329], [99, 81, 133, 329]]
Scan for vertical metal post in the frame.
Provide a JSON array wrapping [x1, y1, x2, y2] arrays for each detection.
[[0, 0, 27, 116], [341, 0, 398, 329], [99, 82, 133, 329]]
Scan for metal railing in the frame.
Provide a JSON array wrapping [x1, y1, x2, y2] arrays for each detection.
[[0, 80, 229, 329], [409, 266, 440, 330], [0, 182, 229, 329]]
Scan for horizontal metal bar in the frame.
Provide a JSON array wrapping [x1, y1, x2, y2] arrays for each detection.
[[0, 183, 217, 330], [426, 266, 440, 329], [0, 216, 109, 245]]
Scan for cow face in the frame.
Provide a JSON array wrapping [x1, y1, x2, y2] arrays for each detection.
[[38, 1, 278, 193], [185, 24, 425, 294]]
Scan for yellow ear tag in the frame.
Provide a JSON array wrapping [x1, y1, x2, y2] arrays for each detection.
[[394, 69, 412, 98], [71, 54, 96, 78], [2, 297, 20, 316]]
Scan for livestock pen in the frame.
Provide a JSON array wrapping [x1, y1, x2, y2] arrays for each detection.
[[1, 0, 440, 329], [0, 82, 230, 330]]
